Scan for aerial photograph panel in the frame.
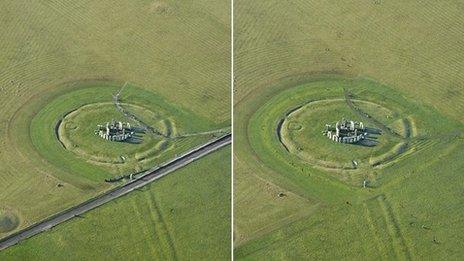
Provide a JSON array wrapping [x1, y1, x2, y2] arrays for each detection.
[[0, 0, 231, 260], [234, 0, 463, 260]]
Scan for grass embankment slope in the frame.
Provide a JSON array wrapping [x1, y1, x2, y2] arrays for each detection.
[[0, 0, 229, 239], [234, 1, 464, 260], [30, 83, 219, 182], [0, 147, 231, 260]]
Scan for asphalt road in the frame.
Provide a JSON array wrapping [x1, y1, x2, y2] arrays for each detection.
[[0, 134, 231, 251]]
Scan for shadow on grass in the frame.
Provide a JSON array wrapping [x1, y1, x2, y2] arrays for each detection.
[[365, 127, 382, 135], [353, 138, 379, 147], [124, 128, 146, 144], [351, 127, 382, 147]]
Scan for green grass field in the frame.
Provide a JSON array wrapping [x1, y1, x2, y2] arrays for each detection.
[[0, 147, 231, 261], [235, 1, 464, 260], [30, 81, 221, 183], [0, 0, 230, 252]]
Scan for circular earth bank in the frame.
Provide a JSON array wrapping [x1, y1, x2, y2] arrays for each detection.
[[27, 81, 216, 181], [248, 76, 426, 187], [279, 98, 403, 169], [57, 102, 174, 165]]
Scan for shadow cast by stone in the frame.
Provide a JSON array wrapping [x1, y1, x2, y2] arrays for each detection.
[[124, 129, 146, 144], [355, 127, 382, 147], [352, 137, 379, 147], [132, 127, 147, 133], [125, 136, 143, 144], [365, 127, 382, 135]]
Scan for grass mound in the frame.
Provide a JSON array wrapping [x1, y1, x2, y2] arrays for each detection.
[[0, 210, 19, 233]]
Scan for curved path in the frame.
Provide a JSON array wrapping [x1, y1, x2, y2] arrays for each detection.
[[0, 134, 231, 251]]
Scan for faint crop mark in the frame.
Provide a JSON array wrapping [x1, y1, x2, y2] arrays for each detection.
[[146, 191, 179, 260], [377, 195, 412, 260], [363, 202, 390, 258], [363, 195, 413, 260]]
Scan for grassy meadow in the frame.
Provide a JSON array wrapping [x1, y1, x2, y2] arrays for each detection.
[[0, 147, 231, 261], [0, 0, 230, 246], [235, 1, 464, 260], [30, 82, 219, 183]]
